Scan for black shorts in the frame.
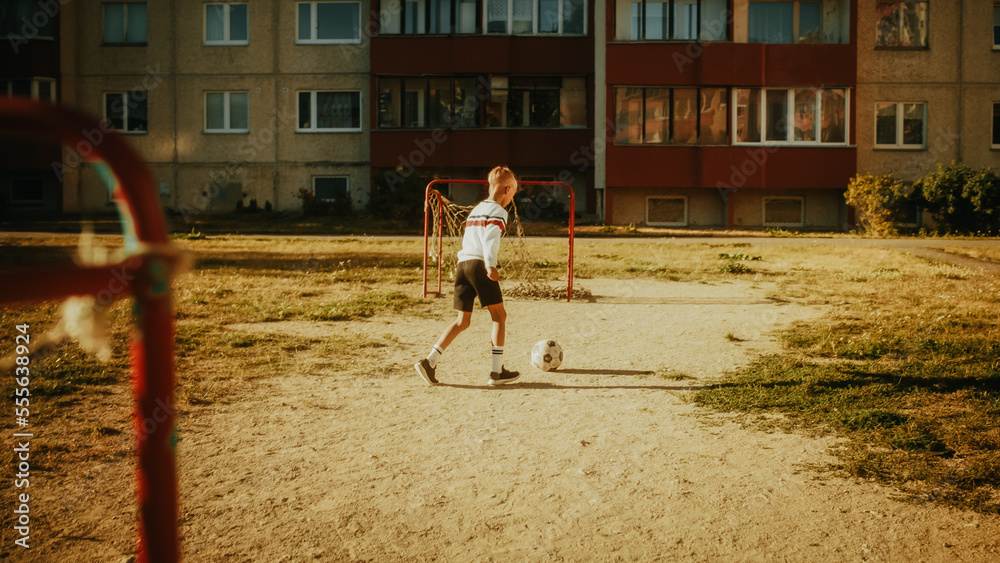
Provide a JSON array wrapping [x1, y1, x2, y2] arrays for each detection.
[[454, 260, 503, 312]]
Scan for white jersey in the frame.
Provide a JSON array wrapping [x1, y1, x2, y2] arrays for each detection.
[[456, 199, 508, 269]]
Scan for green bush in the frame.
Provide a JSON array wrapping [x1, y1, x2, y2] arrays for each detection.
[[845, 173, 912, 237], [915, 161, 1000, 235]]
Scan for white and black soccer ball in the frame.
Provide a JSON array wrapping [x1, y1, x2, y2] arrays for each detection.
[[531, 340, 563, 372]]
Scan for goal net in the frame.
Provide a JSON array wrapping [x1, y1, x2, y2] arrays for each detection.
[[422, 179, 586, 302]]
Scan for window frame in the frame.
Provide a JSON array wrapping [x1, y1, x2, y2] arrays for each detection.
[[484, 0, 588, 36], [746, 0, 823, 45], [296, 1, 363, 44], [614, 0, 731, 42], [762, 196, 804, 228], [204, 91, 250, 134], [993, 3, 1000, 50], [313, 176, 351, 201], [874, 0, 929, 50], [103, 2, 148, 46], [614, 85, 730, 146], [204, 3, 250, 46], [103, 91, 149, 134], [646, 195, 689, 227], [992, 102, 1000, 150], [380, 0, 481, 35], [0, 78, 57, 102], [9, 178, 45, 207], [297, 90, 363, 133], [873, 101, 926, 150], [731, 87, 851, 147]]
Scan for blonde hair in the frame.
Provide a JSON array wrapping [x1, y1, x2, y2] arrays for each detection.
[[488, 165, 517, 188]]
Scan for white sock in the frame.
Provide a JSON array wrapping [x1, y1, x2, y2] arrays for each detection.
[[427, 345, 443, 368], [492, 346, 504, 373]]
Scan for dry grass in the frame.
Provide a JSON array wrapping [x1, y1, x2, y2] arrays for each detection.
[[1, 233, 999, 518]]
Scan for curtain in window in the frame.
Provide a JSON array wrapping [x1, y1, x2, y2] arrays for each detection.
[[512, 0, 533, 34], [206, 4, 226, 41], [820, 89, 845, 143], [430, 0, 452, 33], [127, 4, 147, 43], [559, 77, 586, 128], [206, 93, 225, 130], [875, 102, 897, 145], [748, 2, 792, 44], [381, 0, 402, 33], [457, 0, 476, 33], [563, 0, 585, 33], [699, 88, 728, 144], [539, 0, 559, 32], [378, 78, 402, 128], [644, 88, 670, 144], [645, 0, 669, 40], [798, 1, 821, 43], [793, 89, 816, 141], [487, 0, 508, 33], [735, 89, 760, 143], [317, 92, 358, 129], [902, 103, 923, 145], [674, 0, 698, 40], [673, 88, 698, 144], [229, 93, 249, 130], [700, 0, 728, 40], [105, 4, 125, 43], [614, 87, 644, 144]]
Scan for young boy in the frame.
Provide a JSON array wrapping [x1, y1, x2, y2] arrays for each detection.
[[415, 166, 521, 386]]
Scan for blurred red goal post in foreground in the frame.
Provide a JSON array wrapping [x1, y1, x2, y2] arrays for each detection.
[[0, 99, 180, 563], [421, 178, 576, 302]]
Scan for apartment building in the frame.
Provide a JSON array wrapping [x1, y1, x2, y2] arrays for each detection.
[[601, 0, 856, 230], [856, 0, 1000, 228], [0, 0, 62, 216], [2, 1, 998, 230], [55, 0, 370, 216]]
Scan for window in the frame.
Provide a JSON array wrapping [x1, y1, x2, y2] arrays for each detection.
[[747, 1, 821, 44], [104, 3, 147, 45], [763, 197, 803, 227], [205, 92, 249, 133], [733, 88, 849, 145], [1, 0, 55, 39], [615, 0, 728, 41], [206, 3, 248, 45], [614, 86, 728, 145], [104, 92, 148, 133], [994, 4, 1000, 49], [647, 196, 687, 226], [875, 1, 928, 49], [0, 78, 56, 102], [485, 0, 586, 34], [874, 102, 925, 149], [298, 91, 361, 131], [378, 75, 583, 129], [991, 102, 1000, 148], [9, 179, 44, 206], [380, 0, 478, 34], [297, 2, 361, 43], [313, 177, 349, 202]]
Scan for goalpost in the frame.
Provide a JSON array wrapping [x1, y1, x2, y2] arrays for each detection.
[[421, 178, 576, 302], [0, 100, 180, 562]]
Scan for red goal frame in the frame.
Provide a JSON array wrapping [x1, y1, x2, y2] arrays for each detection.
[[422, 178, 575, 302], [0, 99, 179, 563]]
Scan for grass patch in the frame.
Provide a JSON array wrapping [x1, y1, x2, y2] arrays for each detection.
[[697, 264, 1000, 513]]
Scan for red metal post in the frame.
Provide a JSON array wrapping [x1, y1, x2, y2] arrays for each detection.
[[0, 99, 179, 563]]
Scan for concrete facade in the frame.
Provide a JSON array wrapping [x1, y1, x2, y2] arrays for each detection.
[[59, 0, 371, 216]]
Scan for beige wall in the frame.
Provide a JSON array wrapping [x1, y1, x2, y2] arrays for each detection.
[[731, 189, 844, 229], [856, 0, 961, 84], [62, 0, 373, 215], [610, 188, 725, 227], [961, 85, 1000, 170]]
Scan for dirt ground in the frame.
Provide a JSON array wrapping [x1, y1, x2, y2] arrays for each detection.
[[11, 278, 1000, 561]]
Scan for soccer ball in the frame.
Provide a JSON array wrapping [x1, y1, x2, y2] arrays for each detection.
[[531, 340, 563, 371]]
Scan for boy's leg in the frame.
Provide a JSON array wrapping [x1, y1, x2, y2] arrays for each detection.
[[487, 302, 519, 384], [416, 311, 471, 386]]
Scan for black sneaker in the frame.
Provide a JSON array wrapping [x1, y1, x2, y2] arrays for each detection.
[[488, 367, 520, 386], [414, 359, 438, 386]]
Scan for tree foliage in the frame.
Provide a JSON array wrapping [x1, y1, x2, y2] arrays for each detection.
[[845, 173, 911, 237], [915, 162, 1000, 235]]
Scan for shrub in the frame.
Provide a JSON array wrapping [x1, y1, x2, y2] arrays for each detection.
[[915, 161, 1000, 235], [845, 173, 912, 237], [296, 188, 352, 217]]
